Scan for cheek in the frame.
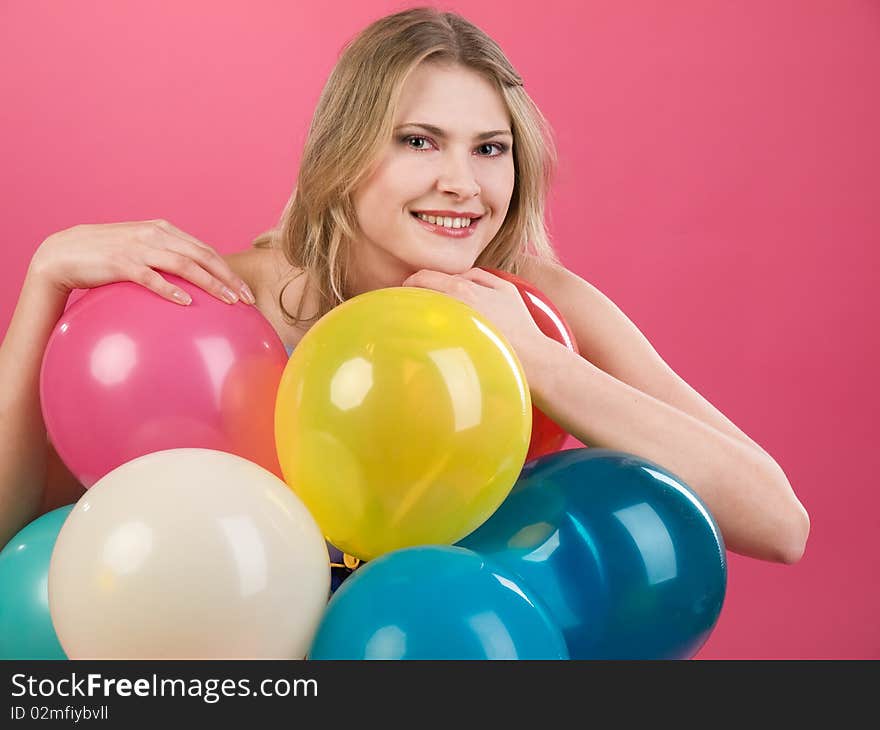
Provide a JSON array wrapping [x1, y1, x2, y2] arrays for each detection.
[[354, 177, 398, 231], [391, 156, 438, 193], [484, 163, 515, 212], [369, 161, 428, 209]]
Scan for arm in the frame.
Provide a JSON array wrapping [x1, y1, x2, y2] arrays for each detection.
[[404, 263, 810, 565], [0, 266, 77, 549], [0, 221, 254, 549], [517, 260, 810, 564]]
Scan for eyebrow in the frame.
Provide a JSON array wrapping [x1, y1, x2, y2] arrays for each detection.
[[395, 123, 513, 141]]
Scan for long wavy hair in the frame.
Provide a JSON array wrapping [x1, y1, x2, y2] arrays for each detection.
[[252, 6, 560, 326]]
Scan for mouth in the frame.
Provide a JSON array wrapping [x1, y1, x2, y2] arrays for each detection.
[[409, 211, 483, 238]]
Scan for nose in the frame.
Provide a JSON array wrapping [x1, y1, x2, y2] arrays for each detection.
[[436, 151, 481, 199]]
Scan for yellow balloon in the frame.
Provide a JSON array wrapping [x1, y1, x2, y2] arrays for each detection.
[[275, 287, 532, 561]]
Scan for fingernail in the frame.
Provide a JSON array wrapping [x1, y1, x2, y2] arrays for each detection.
[[240, 283, 256, 304], [172, 290, 192, 305], [222, 287, 239, 304]]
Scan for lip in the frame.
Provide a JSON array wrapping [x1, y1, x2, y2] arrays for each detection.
[[412, 209, 483, 219], [410, 211, 480, 238]]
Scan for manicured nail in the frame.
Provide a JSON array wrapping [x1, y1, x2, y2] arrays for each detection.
[[222, 287, 239, 304], [240, 283, 256, 304], [172, 290, 192, 305]]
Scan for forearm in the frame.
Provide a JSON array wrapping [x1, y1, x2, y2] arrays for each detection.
[[520, 337, 808, 564], [0, 266, 70, 548]]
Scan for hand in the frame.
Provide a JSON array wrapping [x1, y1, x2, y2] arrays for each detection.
[[402, 267, 547, 357], [28, 220, 255, 306]]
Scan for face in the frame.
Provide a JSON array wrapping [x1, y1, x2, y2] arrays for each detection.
[[350, 62, 515, 289]]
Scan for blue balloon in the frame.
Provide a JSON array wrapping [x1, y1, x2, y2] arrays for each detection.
[[308, 545, 568, 660], [0, 505, 73, 659], [458, 449, 726, 659]]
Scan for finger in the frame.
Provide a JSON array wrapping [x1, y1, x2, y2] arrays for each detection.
[[141, 249, 241, 304], [459, 268, 506, 289], [403, 269, 464, 292], [139, 222, 253, 303], [131, 266, 193, 306], [149, 219, 213, 251], [404, 270, 481, 307], [161, 237, 255, 304]]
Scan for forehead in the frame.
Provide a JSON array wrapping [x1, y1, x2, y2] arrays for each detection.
[[395, 63, 510, 133]]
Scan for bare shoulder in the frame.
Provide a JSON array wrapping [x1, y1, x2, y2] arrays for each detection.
[[224, 246, 290, 292], [223, 246, 315, 346], [516, 255, 651, 371], [518, 255, 769, 456]]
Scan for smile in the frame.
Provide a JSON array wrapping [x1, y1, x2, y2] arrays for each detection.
[[414, 212, 477, 228], [410, 212, 480, 239]]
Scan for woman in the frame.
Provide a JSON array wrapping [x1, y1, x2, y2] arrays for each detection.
[[0, 8, 808, 563]]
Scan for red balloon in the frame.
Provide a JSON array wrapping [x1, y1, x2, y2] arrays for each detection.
[[481, 267, 579, 461], [40, 274, 288, 487]]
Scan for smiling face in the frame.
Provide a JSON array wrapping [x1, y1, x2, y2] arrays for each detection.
[[349, 62, 516, 292]]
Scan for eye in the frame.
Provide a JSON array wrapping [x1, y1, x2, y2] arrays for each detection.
[[402, 135, 435, 151], [476, 142, 509, 157]]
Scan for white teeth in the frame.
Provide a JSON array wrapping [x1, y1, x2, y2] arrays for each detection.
[[415, 213, 474, 228]]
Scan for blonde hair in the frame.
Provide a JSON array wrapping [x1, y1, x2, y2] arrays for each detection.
[[253, 6, 560, 326]]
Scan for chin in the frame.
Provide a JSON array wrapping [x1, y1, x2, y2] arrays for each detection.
[[401, 242, 483, 276], [408, 256, 477, 278]]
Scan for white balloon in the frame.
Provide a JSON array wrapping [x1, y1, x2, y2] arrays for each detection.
[[48, 448, 330, 659]]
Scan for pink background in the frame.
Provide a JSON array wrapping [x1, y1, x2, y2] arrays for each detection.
[[2, 1, 877, 659]]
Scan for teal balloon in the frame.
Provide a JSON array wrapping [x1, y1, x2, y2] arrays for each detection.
[[458, 449, 726, 659], [308, 545, 568, 659], [0, 505, 73, 659]]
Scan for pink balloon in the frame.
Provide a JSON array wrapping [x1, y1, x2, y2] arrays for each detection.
[[64, 289, 88, 311], [40, 274, 288, 487]]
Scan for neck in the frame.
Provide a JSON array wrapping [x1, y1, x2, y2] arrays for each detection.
[[345, 238, 415, 298]]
